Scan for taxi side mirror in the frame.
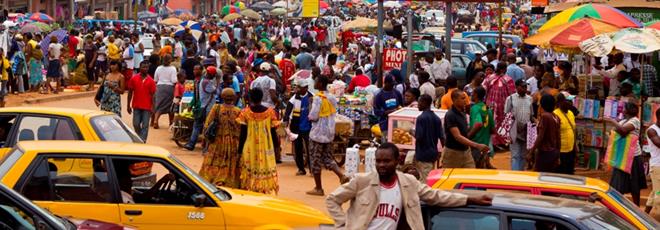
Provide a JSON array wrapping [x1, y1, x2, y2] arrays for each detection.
[[193, 193, 207, 208]]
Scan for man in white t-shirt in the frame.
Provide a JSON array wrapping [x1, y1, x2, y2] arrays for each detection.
[[47, 36, 64, 94], [645, 109, 660, 214], [250, 63, 280, 109], [326, 143, 493, 229]]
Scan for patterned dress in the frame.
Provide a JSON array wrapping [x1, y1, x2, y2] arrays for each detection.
[[236, 107, 280, 194], [482, 73, 515, 145], [28, 58, 43, 87], [100, 80, 122, 116], [199, 104, 242, 188]]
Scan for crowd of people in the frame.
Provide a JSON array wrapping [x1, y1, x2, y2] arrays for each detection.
[[0, 1, 658, 216]]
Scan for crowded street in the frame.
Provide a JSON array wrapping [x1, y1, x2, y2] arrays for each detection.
[[0, 0, 658, 229]]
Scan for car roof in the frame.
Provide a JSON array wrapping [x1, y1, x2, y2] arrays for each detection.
[[465, 33, 521, 39], [486, 192, 607, 219], [16, 141, 171, 158], [445, 168, 611, 192], [0, 107, 111, 118]]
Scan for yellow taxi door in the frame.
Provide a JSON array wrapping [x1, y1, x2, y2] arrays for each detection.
[[36, 201, 121, 224], [118, 204, 225, 230], [18, 156, 121, 224]]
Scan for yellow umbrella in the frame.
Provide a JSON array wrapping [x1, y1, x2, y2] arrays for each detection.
[[342, 17, 392, 32], [235, 1, 246, 10], [240, 9, 262, 20], [160, 17, 183, 26], [223, 13, 242, 21], [525, 18, 621, 53]]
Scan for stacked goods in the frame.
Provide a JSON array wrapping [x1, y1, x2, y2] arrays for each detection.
[[392, 128, 413, 145], [335, 114, 354, 137]]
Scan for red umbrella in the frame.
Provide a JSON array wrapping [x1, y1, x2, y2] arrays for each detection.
[[320, 1, 329, 9], [29, 12, 54, 23]]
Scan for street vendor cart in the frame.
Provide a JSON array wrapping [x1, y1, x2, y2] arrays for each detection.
[[387, 107, 447, 162], [171, 80, 196, 147]]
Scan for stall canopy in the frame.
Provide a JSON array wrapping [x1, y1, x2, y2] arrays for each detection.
[[539, 3, 642, 31], [525, 18, 621, 53]]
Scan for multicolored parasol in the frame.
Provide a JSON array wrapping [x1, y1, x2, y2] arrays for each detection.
[[235, 2, 246, 10], [180, 21, 201, 30], [28, 12, 54, 23], [539, 4, 642, 32], [646, 20, 660, 30], [525, 18, 621, 53], [222, 5, 241, 15]]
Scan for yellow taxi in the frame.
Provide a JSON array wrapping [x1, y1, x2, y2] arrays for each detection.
[[0, 107, 142, 157], [0, 141, 333, 230], [427, 168, 659, 230]]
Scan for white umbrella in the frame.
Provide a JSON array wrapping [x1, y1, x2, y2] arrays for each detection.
[[383, 1, 401, 8], [2, 21, 16, 28], [272, 1, 287, 8], [580, 28, 660, 55]]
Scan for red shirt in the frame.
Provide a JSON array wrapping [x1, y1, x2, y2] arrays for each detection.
[[68, 35, 79, 57], [127, 74, 157, 111], [348, 74, 371, 93], [278, 59, 296, 89], [174, 82, 185, 98]]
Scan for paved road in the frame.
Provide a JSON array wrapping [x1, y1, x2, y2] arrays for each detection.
[[29, 94, 342, 213]]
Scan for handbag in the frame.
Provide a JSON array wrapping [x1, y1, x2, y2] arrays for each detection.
[[204, 107, 219, 142], [94, 76, 106, 105], [604, 130, 637, 173], [497, 96, 514, 144]]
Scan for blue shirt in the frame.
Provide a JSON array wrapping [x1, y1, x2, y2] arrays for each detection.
[[216, 76, 241, 103], [415, 110, 444, 162], [506, 64, 525, 82], [199, 78, 217, 113], [373, 89, 403, 131]]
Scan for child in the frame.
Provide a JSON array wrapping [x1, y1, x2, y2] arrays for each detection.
[[172, 72, 186, 114]]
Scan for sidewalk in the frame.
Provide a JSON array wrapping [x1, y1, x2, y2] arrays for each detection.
[[5, 89, 96, 107]]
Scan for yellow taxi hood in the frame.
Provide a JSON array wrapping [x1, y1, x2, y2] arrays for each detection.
[[220, 187, 333, 227]]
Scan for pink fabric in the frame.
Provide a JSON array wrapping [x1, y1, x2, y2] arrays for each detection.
[[482, 73, 515, 146]]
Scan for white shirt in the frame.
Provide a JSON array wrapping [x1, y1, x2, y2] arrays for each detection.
[[48, 43, 63, 60], [430, 59, 451, 84], [526, 77, 538, 95], [647, 124, 660, 166], [154, 65, 178, 86], [367, 181, 402, 230], [316, 54, 328, 69], [250, 75, 277, 108], [409, 74, 419, 89], [122, 45, 134, 70], [419, 82, 436, 101]]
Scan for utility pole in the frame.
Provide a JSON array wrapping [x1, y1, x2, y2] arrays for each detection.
[[444, 1, 452, 64], [405, 8, 413, 82], [376, 0, 383, 87]]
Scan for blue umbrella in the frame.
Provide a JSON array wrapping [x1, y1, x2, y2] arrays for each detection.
[[180, 21, 201, 31], [40, 29, 69, 57]]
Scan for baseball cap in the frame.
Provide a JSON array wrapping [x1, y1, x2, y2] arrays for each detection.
[[206, 66, 217, 76], [515, 79, 528, 86], [260, 62, 272, 72], [300, 43, 308, 48], [295, 78, 310, 87]]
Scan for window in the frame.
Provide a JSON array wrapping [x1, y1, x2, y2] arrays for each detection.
[[579, 209, 636, 230], [510, 217, 571, 230], [90, 115, 143, 143], [0, 115, 16, 147], [430, 210, 500, 230], [0, 193, 37, 230], [451, 57, 465, 68], [16, 116, 80, 141], [112, 158, 204, 206], [21, 157, 112, 203]]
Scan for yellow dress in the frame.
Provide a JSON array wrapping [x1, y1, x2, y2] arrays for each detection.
[[236, 107, 280, 194], [199, 104, 241, 188]]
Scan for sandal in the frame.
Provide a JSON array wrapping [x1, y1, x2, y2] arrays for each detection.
[[305, 189, 324, 196]]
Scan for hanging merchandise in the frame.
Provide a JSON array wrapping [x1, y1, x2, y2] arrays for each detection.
[[364, 146, 377, 174], [344, 144, 360, 177]]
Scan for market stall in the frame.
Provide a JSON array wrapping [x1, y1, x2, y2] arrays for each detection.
[[387, 107, 446, 153]]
